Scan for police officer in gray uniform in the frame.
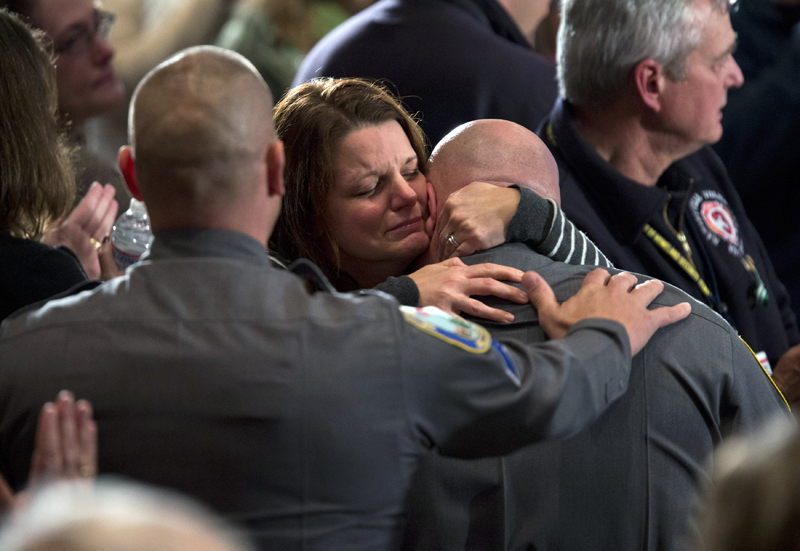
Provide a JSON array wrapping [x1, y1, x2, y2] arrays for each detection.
[[402, 119, 790, 551], [0, 48, 689, 551]]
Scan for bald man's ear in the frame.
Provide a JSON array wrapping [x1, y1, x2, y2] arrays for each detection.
[[118, 146, 143, 201], [266, 141, 285, 198], [634, 59, 665, 113]]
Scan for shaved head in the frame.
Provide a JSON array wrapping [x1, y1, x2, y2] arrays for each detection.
[[126, 46, 281, 235], [427, 119, 560, 205]]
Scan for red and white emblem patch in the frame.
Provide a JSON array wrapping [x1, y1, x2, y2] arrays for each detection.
[[689, 190, 744, 257], [700, 201, 739, 247]]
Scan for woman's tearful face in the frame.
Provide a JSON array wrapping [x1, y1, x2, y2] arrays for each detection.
[[324, 120, 430, 283]]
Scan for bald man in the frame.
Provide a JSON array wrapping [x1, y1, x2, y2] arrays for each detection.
[[0, 47, 693, 550], [404, 120, 790, 551], [0, 480, 255, 551]]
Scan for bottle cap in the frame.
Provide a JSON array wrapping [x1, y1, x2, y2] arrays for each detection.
[[129, 198, 148, 215]]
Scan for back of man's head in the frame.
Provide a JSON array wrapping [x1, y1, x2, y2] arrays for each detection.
[[123, 46, 283, 237], [0, 480, 255, 551], [427, 119, 560, 205], [558, 0, 730, 109]]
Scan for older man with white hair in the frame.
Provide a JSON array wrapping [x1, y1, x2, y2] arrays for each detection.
[[539, 0, 800, 403]]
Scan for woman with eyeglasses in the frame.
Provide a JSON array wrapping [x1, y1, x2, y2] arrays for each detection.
[[1, 0, 128, 205], [0, 7, 118, 321]]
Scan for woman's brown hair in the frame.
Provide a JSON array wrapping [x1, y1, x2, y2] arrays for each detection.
[[0, 7, 75, 239], [270, 77, 428, 283]]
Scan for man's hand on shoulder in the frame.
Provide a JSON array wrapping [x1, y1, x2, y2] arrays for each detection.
[[524, 268, 691, 356]]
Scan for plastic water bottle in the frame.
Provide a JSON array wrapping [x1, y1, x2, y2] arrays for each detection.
[[112, 198, 154, 270]]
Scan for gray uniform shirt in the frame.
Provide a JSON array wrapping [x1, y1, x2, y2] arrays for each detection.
[[403, 243, 789, 551], [0, 229, 633, 551]]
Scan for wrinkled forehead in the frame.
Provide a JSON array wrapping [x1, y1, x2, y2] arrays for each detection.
[[32, 0, 99, 37]]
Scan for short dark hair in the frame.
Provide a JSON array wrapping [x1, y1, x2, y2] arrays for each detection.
[[0, 8, 75, 238], [270, 78, 428, 282]]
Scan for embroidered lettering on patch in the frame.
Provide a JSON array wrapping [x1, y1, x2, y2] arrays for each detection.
[[400, 306, 491, 354], [689, 190, 744, 257]]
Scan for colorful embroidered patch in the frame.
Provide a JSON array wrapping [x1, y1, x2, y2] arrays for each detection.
[[689, 190, 744, 257], [400, 306, 492, 354]]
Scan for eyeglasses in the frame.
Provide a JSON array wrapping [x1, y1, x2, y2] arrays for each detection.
[[53, 10, 115, 57]]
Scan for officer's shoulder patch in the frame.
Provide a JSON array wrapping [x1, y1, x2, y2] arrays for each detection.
[[400, 306, 491, 354]]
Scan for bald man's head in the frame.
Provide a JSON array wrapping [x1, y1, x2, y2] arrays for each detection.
[[123, 46, 283, 235], [0, 481, 255, 551], [427, 119, 560, 206]]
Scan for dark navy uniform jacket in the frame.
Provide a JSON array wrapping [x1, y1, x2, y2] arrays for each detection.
[[540, 98, 800, 367], [0, 228, 632, 551], [293, 0, 558, 147]]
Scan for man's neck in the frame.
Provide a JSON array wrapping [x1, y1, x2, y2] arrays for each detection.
[[495, 0, 543, 37], [573, 105, 685, 187], [149, 199, 272, 249]]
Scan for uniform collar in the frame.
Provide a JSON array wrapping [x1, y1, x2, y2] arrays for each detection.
[[544, 98, 700, 245], [146, 228, 273, 268]]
